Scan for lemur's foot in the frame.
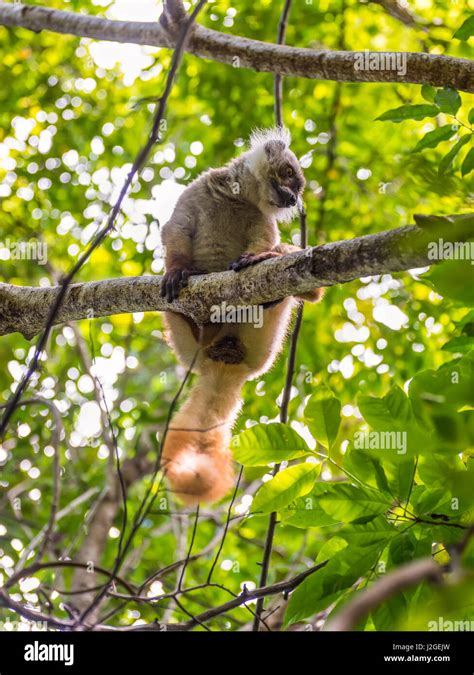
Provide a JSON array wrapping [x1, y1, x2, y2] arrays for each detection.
[[160, 267, 205, 302], [228, 251, 280, 272], [205, 335, 246, 364]]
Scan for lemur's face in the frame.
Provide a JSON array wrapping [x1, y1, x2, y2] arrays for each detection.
[[264, 140, 305, 210]]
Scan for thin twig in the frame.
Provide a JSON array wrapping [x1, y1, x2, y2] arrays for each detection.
[[206, 466, 243, 584]]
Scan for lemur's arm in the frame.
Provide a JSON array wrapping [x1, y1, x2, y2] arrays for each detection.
[[228, 230, 282, 271], [160, 210, 203, 302]]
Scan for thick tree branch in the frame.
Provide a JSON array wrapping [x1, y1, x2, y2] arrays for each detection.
[[1, 220, 472, 340], [0, 3, 472, 91]]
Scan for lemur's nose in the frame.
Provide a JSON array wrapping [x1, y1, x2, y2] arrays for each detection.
[[287, 193, 297, 207]]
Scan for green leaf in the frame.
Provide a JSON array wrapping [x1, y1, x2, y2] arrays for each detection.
[[339, 516, 397, 547], [434, 88, 462, 115], [358, 386, 415, 430], [456, 309, 474, 332], [376, 104, 439, 123], [441, 336, 474, 354], [280, 505, 337, 529], [421, 84, 437, 103], [413, 212, 474, 229], [453, 15, 474, 40], [356, 386, 430, 459], [410, 486, 448, 517], [231, 423, 309, 466], [344, 445, 391, 494], [411, 124, 458, 153], [252, 463, 319, 515], [461, 147, 474, 177], [409, 352, 474, 410], [469, 108, 474, 126], [319, 484, 391, 522], [280, 482, 339, 528], [388, 531, 417, 566], [438, 134, 470, 174], [304, 388, 341, 449], [372, 594, 408, 631], [425, 259, 474, 307], [285, 542, 381, 625], [384, 458, 416, 503]]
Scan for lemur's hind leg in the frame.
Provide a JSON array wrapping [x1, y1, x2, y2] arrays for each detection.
[[164, 312, 232, 367], [165, 311, 248, 369], [233, 298, 295, 378]]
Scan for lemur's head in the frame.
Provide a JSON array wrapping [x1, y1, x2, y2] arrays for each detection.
[[245, 127, 305, 221]]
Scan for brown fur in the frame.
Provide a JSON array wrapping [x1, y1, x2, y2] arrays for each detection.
[[160, 128, 323, 504]]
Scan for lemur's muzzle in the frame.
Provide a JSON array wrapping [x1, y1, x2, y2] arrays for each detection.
[[271, 179, 297, 208]]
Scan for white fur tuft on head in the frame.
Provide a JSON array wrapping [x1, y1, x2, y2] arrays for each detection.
[[245, 126, 291, 177], [249, 126, 291, 151]]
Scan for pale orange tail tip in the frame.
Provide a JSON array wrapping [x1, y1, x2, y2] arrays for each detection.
[[161, 427, 234, 505]]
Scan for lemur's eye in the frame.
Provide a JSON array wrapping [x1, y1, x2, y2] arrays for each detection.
[[286, 166, 294, 178]]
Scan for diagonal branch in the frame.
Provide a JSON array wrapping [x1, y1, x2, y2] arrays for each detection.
[[0, 218, 472, 340], [370, 0, 425, 28], [0, 3, 472, 91], [113, 559, 329, 631]]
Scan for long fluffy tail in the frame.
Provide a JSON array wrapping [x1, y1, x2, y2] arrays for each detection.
[[161, 362, 247, 505]]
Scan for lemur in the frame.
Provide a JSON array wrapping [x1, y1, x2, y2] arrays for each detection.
[[160, 128, 322, 505]]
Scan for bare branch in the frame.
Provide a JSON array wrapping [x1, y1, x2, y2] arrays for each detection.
[[1, 219, 472, 340], [0, 3, 472, 91], [113, 559, 329, 631], [0, 588, 75, 630]]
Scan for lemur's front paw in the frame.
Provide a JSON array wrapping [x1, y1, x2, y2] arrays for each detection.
[[160, 268, 204, 302], [228, 251, 279, 272]]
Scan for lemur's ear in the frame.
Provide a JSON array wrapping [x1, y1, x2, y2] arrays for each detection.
[[264, 140, 286, 159]]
